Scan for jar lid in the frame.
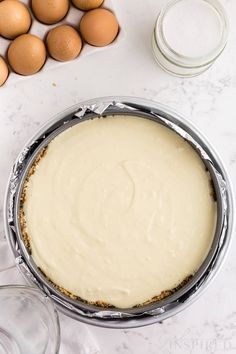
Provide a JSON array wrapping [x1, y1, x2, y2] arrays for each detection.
[[155, 0, 229, 68]]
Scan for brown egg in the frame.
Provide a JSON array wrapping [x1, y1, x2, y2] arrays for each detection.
[[79, 8, 119, 47], [46, 25, 82, 62], [0, 0, 31, 39], [72, 0, 103, 11], [0, 56, 9, 86], [32, 0, 69, 25], [8, 34, 46, 75]]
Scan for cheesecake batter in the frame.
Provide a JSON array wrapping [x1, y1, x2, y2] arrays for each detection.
[[22, 115, 217, 308]]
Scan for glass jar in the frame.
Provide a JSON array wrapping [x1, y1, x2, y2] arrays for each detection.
[[0, 285, 60, 354], [152, 0, 229, 77]]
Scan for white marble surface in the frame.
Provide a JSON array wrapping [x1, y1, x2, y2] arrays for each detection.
[[0, 0, 236, 353]]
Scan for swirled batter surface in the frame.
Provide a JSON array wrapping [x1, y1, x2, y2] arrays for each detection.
[[23, 115, 216, 308]]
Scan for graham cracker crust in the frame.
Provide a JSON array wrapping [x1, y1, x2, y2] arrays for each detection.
[[19, 147, 48, 253]]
